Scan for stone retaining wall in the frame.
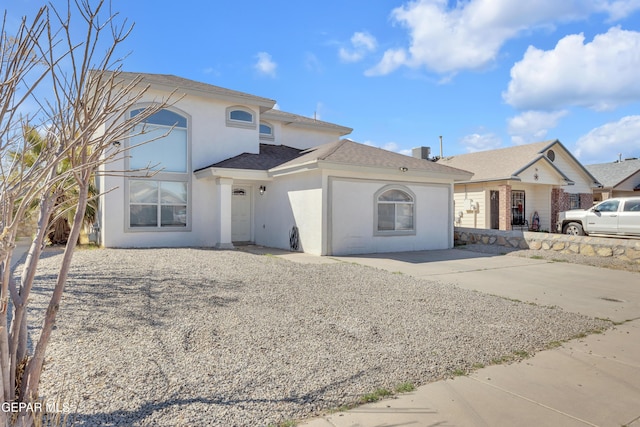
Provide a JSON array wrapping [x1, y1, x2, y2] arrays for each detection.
[[454, 227, 640, 263]]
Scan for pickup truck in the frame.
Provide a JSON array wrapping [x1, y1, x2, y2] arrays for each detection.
[[557, 197, 640, 236]]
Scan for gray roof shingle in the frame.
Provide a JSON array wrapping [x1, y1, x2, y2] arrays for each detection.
[[585, 159, 640, 188], [273, 139, 473, 178], [195, 144, 305, 171]]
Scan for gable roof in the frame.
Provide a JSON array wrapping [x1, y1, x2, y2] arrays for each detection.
[[108, 71, 352, 135], [271, 139, 473, 180], [109, 71, 277, 111], [261, 110, 352, 136], [437, 140, 600, 185], [585, 159, 640, 189], [195, 144, 304, 172]]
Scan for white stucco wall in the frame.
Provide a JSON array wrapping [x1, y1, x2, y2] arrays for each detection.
[[329, 177, 452, 255], [269, 124, 345, 150], [254, 170, 324, 254]]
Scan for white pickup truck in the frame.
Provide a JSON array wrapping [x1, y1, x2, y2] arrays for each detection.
[[557, 197, 640, 236]]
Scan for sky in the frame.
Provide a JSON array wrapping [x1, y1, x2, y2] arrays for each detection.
[[6, 0, 640, 165]]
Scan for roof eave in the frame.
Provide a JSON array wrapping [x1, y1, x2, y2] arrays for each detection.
[[194, 167, 271, 181], [114, 72, 276, 111]]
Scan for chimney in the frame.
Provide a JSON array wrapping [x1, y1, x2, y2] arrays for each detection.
[[412, 146, 431, 160]]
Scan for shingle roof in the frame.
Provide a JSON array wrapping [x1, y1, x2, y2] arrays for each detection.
[[585, 159, 640, 188], [110, 72, 352, 134], [436, 140, 557, 181], [112, 71, 276, 108], [195, 144, 305, 172], [261, 110, 352, 135], [272, 139, 473, 178], [436, 140, 599, 185]]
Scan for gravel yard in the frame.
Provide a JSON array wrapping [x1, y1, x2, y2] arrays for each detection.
[[28, 248, 609, 426]]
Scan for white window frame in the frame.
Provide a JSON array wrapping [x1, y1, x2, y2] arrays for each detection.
[[373, 185, 416, 236], [226, 105, 256, 130], [259, 121, 275, 141], [125, 106, 192, 232], [569, 193, 581, 210]]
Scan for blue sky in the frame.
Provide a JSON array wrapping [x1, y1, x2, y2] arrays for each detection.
[[7, 0, 640, 165]]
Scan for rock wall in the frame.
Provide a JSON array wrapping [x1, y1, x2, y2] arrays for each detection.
[[454, 227, 640, 263]]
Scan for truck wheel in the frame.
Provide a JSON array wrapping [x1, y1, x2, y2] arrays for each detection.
[[563, 222, 584, 236]]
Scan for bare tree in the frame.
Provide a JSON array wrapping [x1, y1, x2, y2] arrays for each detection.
[[1, 2, 172, 425]]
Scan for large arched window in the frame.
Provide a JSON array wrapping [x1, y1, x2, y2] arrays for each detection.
[[127, 108, 190, 230], [129, 108, 188, 173], [375, 186, 415, 234]]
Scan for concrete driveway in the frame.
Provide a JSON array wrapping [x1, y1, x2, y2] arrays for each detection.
[[330, 249, 640, 324], [275, 247, 640, 427]]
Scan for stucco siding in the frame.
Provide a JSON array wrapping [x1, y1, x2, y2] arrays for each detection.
[[329, 178, 451, 255], [254, 170, 323, 255]]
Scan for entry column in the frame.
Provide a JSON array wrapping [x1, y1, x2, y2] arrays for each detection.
[[216, 177, 234, 249]]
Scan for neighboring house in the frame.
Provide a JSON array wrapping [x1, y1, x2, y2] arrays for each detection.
[[97, 72, 472, 255], [436, 140, 601, 232], [585, 158, 640, 201]]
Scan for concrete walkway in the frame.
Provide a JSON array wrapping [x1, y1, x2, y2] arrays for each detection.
[[253, 247, 640, 427]]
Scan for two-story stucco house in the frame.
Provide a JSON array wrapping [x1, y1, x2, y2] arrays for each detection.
[[437, 140, 601, 232], [97, 72, 472, 255]]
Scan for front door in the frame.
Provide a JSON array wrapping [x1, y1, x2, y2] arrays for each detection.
[[231, 186, 251, 242], [490, 191, 499, 229]]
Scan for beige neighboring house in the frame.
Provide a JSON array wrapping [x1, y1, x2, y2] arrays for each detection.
[[436, 140, 601, 232], [585, 158, 640, 201]]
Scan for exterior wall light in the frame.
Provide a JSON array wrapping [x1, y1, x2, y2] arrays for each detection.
[[399, 167, 408, 172], [112, 140, 121, 148], [259, 185, 266, 195]]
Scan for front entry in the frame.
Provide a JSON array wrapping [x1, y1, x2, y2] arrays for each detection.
[[490, 190, 499, 229], [231, 186, 251, 242]]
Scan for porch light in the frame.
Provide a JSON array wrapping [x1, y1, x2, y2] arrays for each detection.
[[259, 185, 266, 195]]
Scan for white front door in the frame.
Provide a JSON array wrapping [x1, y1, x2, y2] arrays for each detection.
[[231, 186, 251, 242]]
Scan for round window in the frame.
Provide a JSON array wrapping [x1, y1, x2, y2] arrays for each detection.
[[547, 149, 555, 162]]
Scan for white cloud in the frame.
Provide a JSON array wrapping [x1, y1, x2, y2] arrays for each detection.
[[504, 27, 640, 111], [339, 31, 377, 63], [304, 53, 323, 73], [575, 115, 640, 163], [254, 52, 277, 77], [369, 0, 640, 75], [460, 133, 503, 152], [508, 110, 569, 145]]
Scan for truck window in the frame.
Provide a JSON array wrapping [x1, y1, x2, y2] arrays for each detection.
[[623, 200, 640, 212], [596, 200, 619, 212]]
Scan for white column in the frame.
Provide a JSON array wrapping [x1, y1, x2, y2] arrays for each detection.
[[216, 177, 234, 249]]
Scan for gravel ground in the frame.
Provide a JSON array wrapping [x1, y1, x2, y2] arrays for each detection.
[[27, 247, 609, 427]]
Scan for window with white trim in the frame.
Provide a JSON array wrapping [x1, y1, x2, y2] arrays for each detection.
[[226, 106, 256, 129], [259, 121, 274, 140], [129, 180, 187, 227], [375, 187, 415, 234], [127, 108, 190, 230]]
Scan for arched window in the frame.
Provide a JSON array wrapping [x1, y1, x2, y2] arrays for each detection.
[[259, 121, 274, 140], [375, 186, 415, 234], [129, 108, 188, 173], [226, 106, 255, 129], [127, 107, 190, 230]]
